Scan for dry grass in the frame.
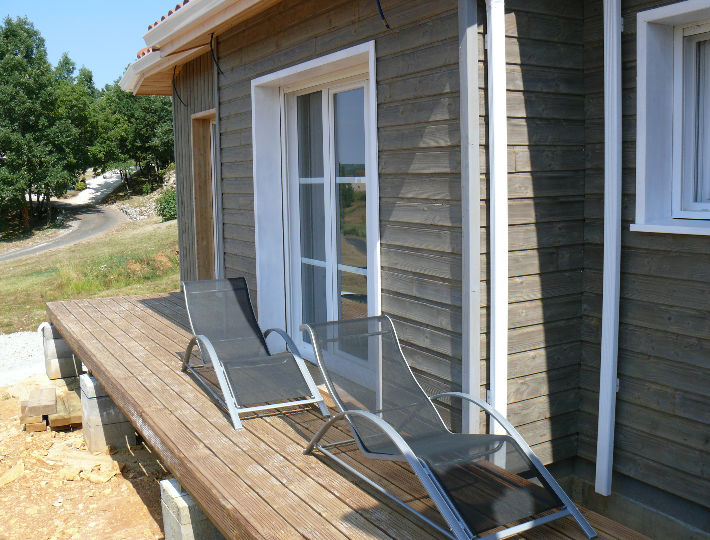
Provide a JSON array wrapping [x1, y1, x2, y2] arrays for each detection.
[[0, 218, 179, 334]]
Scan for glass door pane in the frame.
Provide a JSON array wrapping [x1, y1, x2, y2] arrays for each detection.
[[297, 91, 327, 331], [333, 87, 367, 320]]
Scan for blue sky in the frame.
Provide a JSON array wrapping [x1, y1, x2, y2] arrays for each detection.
[[0, 0, 176, 88]]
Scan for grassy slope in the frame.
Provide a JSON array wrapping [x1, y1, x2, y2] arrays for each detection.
[[0, 218, 179, 334]]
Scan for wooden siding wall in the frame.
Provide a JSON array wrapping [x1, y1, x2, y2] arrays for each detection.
[[172, 53, 215, 283], [214, 0, 586, 462], [480, 1, 586, 463], [580, 0, 710, 510]]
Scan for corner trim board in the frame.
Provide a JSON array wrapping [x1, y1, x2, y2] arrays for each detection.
[[596, 0, 623, 496], [458, 0, 481, 434]]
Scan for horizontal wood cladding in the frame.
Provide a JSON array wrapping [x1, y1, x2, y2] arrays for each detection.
[[173, 53, 214, 282], [582, 0, 710, 509], [211, 0, 587, 449]]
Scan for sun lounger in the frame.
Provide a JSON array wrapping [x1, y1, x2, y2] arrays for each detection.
[[301, 315, 596, 540], [181, 278, 328, 430]]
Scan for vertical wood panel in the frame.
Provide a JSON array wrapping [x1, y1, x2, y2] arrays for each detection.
[[173, 53, 214, 282]]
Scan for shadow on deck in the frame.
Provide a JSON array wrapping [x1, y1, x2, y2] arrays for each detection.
[[46, 293, 649, 540]]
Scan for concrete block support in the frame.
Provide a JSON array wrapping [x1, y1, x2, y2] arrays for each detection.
[[39, 322, 83, 380], [160, 478, 226, 540], [80, 374, 136, 452]]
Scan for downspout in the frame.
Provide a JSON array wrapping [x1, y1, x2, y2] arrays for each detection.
[[486, 0, 509, 434], [595, 0, 622, 496], [458, 0, 481, 434]]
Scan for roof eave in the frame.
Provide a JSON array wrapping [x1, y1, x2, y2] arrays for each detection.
[[120, 52, 163, 93], [142, 0, 227, 50]]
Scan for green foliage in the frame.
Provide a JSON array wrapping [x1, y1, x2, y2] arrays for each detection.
[[339, 183, 355, 209], [155, 188, 177, 221], [75, 180, 87, 191], [142, 182, 152, 195], [0, 17, 175, 229], [0, 17, 103, 225], [90, 81, 174, 178]]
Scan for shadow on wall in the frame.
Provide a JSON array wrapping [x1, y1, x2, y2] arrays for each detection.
[[514, 3, 586, 465], [377, 1, 587, 467]]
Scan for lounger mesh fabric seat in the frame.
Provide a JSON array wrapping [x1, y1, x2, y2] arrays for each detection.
[[181, 278, 328, 429], [302, 316, 596, 540]]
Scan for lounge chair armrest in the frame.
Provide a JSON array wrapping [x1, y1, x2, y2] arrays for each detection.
[[193, 334, 220, 366], [431, 392, 522, 439], [431, 393, 551, 478], [306, 410, 422, 462], [431, 391, 598, 539], [183, 334, 220, 367], [182, 335, 219, 371], [263, 327, 304, 359]]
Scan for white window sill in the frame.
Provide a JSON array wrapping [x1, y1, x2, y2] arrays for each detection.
[[630, 219, 710, 235]]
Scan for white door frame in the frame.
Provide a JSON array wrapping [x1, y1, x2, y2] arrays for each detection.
[[251, 41, 380, 354]]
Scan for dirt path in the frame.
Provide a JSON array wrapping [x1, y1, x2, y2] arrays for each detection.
[[0, 375, 167, 540], [0, 173, 126, 264]]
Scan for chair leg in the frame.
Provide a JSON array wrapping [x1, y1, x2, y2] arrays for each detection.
[[182, 336, 198, 372], [316, 399, 330, 418]]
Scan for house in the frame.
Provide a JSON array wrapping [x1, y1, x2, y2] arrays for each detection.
[[120, 0, 710, 538]]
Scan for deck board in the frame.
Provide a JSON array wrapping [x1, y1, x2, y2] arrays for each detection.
[[47, 294, 649, 540]]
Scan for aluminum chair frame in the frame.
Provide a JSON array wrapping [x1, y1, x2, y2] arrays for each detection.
[[181, 280, 329, 430], [301, 316, 597, 540]]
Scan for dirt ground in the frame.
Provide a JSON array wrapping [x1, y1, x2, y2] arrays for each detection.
[[0, 374, 170, 540]]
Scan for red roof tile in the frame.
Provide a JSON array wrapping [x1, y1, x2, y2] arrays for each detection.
[[140, 1, 192, 58], [148, 1, 189, 31]]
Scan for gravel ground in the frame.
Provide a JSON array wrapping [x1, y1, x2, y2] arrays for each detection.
[[0, 331, 44, 387]]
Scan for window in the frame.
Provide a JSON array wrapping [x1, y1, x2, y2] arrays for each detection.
[[250, 42, 380, 357], [634, 0, 710, 235], [675, 24, 710, 217]]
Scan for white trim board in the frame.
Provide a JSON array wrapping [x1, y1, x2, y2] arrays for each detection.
[[251, 42, 380, 354]]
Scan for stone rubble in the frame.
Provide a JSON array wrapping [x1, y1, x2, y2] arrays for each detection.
[[116, 170, 175, 221]]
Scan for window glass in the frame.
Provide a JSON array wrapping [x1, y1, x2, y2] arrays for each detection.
[[297, 92, 323, 179], [290, 83, 372, 349], [338, 271, 368, 320], [297, 91, 327, 334], [334, 88, 366, 179], [334, 88, 368, 321], [694, 39, 710, 204]]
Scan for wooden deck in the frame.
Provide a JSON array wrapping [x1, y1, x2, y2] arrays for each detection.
[[46, 293, 649, 540]]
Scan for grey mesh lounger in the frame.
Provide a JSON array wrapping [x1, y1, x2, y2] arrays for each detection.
[[301, 316, 596, 540], [181, 278, 329, 430]]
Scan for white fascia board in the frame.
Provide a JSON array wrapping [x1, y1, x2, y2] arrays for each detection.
[[119, 52, 163, 92], [142, 0, 227, 49], [119, 45, 209, 94]]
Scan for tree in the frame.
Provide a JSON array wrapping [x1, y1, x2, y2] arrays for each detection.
[[91, 79, 174, 187], [0, 16, 62, 226], [0, 18, 100, 224], [0, 18, 175, 228]]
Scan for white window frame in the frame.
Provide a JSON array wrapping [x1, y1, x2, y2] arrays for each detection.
[[251, 42, 380, 357], [634, 0, 710, 235], [674, 23, 710, 217]]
